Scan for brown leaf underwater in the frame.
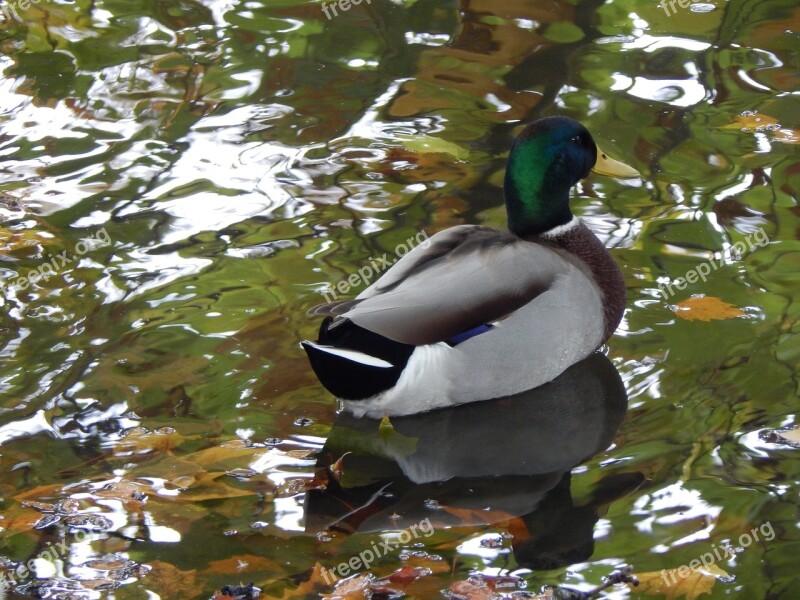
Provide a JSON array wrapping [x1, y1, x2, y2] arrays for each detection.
[[673, 295, 746, 321], [632, 564, 730, 600]]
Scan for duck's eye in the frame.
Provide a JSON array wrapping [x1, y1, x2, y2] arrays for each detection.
[[570, 135, 583, 144]]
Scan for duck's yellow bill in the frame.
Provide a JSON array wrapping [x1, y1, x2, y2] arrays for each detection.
[[592, 147, 640, 178]]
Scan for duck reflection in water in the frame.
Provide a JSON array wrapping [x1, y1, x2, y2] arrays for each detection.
[[304, 352, 644, 571]]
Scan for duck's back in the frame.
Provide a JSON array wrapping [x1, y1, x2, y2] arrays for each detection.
[[332, 223, 618, 417]]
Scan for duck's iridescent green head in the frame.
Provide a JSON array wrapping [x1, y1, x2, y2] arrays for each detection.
[[503, 117, 612, 237]]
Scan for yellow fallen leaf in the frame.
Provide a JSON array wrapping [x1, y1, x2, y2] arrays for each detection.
[[401, 554, 450, 575], [95, 479, 147, 505], [0, 227, 58, 253], [176, 470, 257, 501], [439, 504, 516, 526], [0, 500, 50, 535], [673, 295, 745, 321], [448, 579, 494, 600], [633, 564, 729, 599], [113, 427, 188, 457], [13, 483, 70, 502], [396, 134, 469, 160], [321, 574, 373, 599], [724, 112, 779, 130], [204, 554, 281, 575], [721, 112, 800, 144], [286, 449, 316, 459], [183, 442, 265, 469]]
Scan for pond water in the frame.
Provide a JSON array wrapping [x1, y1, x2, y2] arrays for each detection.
[[1, 0, 799, 598]]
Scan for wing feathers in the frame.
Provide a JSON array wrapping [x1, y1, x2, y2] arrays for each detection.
[[310, 226, 571, 346]]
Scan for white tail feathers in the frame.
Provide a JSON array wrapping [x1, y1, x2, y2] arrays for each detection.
[[304, 342, 394, 368]]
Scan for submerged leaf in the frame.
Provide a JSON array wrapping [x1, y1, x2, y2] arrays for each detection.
[[721, 112, 800, 144], [321, 573, 374, 599], [96, 479, 148, 505], [0, 227, 59, 253], [205, 554, 281, 575], [387, 565, 432, 588], [271, 563, 331, 599], [673, 296, 745, 321], [286, 449, 316, 459], [724, 112, 780, 130], [396, 134, 469, 160], [144, 560, 198, 599], [439, 504, 516, 526], [114, 427, 188, 457], [633, 564, 729, 599], [448, 579, 494, 600]]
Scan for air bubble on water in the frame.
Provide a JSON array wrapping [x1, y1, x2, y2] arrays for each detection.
[[690, 3, 715, 13], [401, 550, 439, 561]]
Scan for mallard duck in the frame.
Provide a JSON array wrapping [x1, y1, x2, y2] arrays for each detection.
[[303, 116, 639, 417]]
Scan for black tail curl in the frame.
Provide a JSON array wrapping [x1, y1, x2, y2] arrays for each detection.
[[302, 317, 415, 400]]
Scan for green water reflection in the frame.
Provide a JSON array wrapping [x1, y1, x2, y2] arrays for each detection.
[[0, 0, 799, 597]]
